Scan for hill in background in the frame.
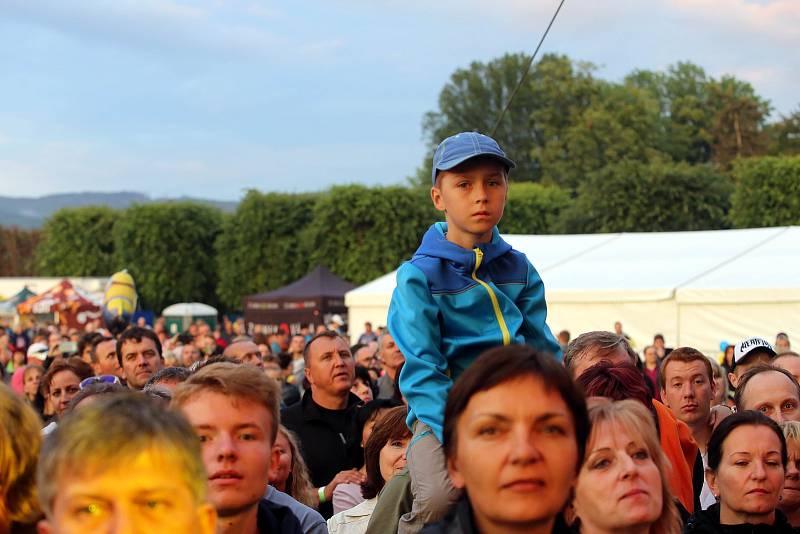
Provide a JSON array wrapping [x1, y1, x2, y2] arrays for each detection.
[[0, 192, 238, 228]]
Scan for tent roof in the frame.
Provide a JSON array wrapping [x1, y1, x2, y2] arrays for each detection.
[[0, 286, 36, 310], [248, 266, 356, 301], [346, 226, 800, 305], [0, 286, 35, 315], [162, 302, 218, 316], [17, 279, 101, 314]]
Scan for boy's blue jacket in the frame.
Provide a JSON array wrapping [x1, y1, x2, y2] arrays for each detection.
[[388, 222, 561, 443]]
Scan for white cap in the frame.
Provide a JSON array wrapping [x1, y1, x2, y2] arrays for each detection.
[[733, 337, 776, 369], [330, 314, 344, 326], [26, 342, 49, 361]]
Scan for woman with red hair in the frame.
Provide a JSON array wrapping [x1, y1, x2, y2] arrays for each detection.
[[577, 361, 698, 516]]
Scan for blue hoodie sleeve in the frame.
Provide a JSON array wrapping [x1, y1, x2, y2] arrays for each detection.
[[388, 263, 450, 443], [518, 259, 563, 360]]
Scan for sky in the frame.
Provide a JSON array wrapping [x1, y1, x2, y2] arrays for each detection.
[[0, 0, 797, 200]]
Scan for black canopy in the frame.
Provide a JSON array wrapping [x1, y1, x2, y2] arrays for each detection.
[[243, 266, 356, 334]]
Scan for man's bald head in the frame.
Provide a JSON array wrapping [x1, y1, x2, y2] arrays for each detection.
[[223, 341, 263, 368]]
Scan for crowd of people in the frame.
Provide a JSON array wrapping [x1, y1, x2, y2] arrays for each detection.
[[1, 316, 798, 534], [2, 130, 799, 534]]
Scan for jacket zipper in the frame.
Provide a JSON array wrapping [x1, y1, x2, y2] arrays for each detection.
[[472, 248, 511, 345]]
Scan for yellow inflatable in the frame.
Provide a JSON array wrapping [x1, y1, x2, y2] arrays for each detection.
[[103, 270, 138, 335]]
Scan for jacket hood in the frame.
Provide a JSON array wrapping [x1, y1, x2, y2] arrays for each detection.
[[414, 222, 512, 269]]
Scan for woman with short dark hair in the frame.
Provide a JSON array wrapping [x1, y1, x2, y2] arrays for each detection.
[[684, 410, 793, 533], [423, 345, 588, 533]]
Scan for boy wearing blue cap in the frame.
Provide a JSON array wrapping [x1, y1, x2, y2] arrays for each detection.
[[387, 131, 561, 532]]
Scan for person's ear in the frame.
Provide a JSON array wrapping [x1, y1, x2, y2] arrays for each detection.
[[269, 444, 280, 477], [304, 366, 313, 386], [431, 186, 446, 213], [446, 452, 466, 489], [705, 468, 719, 500], [728, 372, 738, 389], [660, 388, 668, 404]]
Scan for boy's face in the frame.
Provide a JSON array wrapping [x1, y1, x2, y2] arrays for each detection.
[[431, 159, 507, 250], [40, 450, 216, 534], [179, 391, 274, 518]]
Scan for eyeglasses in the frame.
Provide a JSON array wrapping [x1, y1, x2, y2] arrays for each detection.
[[79, 375, 121, 390]]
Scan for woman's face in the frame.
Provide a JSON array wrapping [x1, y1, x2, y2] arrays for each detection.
[[708, 424, 785, 524], [351, 377, 373, 403], [49, 370, 81, 417], [448, 375, 578, 531], [781, 438, 800, 513], [268, 431, 293, 489], [575, 421, 663, 531], [378, 436, 410, 483], [24, 368, 43, 398]]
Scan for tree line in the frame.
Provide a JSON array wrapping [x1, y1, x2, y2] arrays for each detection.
[[0, 54, 798, 312]]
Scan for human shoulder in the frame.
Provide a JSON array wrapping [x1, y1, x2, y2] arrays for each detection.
[[258, 497, 304, 534], [266, 487, 327, 534], [280, 394, 306, 429]]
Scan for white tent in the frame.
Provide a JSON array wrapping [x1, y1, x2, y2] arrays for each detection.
[[345, 226, 800, 355]]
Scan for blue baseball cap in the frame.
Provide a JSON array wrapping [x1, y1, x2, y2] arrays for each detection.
[[431, 131, 516, 185]]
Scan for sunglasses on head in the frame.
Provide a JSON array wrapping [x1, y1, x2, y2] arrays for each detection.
[[79, 374, 121, 390]]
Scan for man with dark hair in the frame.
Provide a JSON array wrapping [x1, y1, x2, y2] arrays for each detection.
[[734, 363, 800, 424], [281, 331, 364, 518], [563, 331, 637, 378], [77, 332, 103, 364], [116, 326, 163, 390], [659, 347, 717, 510]]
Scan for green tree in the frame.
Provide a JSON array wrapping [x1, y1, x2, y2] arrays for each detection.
[[215, 190, 318, 310], [729, 155, 800, 228], [420, 53, 599, 185], [304, 185, 438, 284], [37, 206, 117, 276], [557, 161, 732, 233], [0, 226, 40, 276], [627, 62, 715, 164], [708, 77, 771, 168], [113, 202, 222, 312], [500, 183, 571, 234], [543, 82, 666, 189], [766, 108, 800, 156]]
